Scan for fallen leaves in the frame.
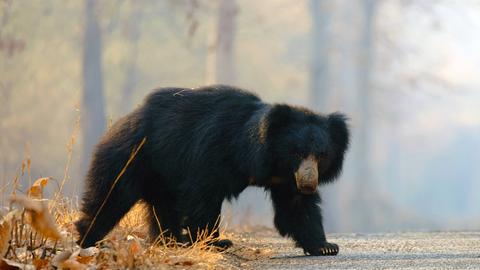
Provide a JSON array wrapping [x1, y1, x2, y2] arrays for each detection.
[[128, 235, 143, 255], [0, 258, 35, 270], [0, 212, 16, 258], [32, 258, 49, 269], [52, 250, 88, 270], [59, 259, 87, 270], [1, 173, 229, 269], [10, 195, 62, 241], [27, 177, 50, 199], [51, 250, 72, 267]]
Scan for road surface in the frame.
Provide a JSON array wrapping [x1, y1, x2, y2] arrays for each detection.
[[225, 230, 480, 269]]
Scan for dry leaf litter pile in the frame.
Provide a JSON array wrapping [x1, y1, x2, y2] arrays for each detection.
[[0, 176, 229, 269]]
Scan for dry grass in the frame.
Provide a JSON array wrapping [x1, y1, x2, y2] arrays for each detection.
[[1, 190, 232, 269], [0, 127, 235, 269]]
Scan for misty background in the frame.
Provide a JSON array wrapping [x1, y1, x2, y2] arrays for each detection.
[[1, 0, 479, 233]]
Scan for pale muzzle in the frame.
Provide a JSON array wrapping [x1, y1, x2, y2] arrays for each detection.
[[294, 155, 318, 194]]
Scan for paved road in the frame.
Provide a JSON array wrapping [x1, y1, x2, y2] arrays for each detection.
[[226, 230, 480, 269]]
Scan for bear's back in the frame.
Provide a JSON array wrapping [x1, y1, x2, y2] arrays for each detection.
[[140, 85, 263, 128], [144, 85, 261, 109], [136, 85, 266, 182]]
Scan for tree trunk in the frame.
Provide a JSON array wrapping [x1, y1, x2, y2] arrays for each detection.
[[309, 0, 331, 111], [206, 0, 237, 85], [352, 0, 377, 229], [81, 0, 106, 173]]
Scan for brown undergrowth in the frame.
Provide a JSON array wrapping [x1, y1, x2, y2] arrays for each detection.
[[1, 188, 231, 269], [0, 123, 233, 269]]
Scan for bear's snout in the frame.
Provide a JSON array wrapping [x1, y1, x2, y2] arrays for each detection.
[[294, 155, 318, 194]]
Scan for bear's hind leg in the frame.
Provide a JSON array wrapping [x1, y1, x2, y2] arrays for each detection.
[[76, 171, 142, 248], [147, 200, 183, 244], [183, 196, 232, 250]]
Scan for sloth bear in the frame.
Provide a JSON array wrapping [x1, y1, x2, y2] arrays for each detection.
[[75, 85, 349, 256]]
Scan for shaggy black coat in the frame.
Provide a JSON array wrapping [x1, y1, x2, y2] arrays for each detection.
[[75, 85, 349, 256]]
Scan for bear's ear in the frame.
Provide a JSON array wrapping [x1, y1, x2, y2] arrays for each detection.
[[260, 104, 294, 141], [319, 113, 350, 182], [327, 112, 349, 151]]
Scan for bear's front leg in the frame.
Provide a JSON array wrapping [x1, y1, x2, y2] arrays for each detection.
[[270, 185, 338, 256]]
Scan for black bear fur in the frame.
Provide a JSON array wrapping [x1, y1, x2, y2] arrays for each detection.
[[75, 85, 349, 256]]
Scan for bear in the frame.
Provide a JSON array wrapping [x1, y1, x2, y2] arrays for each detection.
[[75, 85, 349, 256]]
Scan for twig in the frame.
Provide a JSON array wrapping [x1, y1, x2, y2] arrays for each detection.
[[152, 205, 168, 246], [54, 114, 80, 204]]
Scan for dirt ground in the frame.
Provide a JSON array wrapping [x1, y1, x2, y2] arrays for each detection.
[[224, 229, 480, 269]]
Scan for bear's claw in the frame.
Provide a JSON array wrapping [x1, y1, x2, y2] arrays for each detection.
[[304, 242, 339, 256]]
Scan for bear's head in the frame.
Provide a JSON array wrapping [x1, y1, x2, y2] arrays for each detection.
[[262, 105, 349, 194]]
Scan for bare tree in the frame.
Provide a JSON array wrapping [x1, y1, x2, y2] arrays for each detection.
[[81, 0, 106, 172], [351, 0, 377, 228], [309, 0, 331, 110], [206, 0, 237, 85]]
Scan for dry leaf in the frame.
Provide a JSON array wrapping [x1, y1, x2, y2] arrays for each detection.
[[32, 258, 49, 270], [9, 196, 42, 212], [76, 255, 93, 265], [181, 260, 195, 266], [0, 258, 35, 270], [129, 242, 141, 255], [10, 195, 62, 240], [59, 259, 87, 270], [51, 250, 72, 267], [0, 211, 18, 258], [0, 222, 9, 259], [79, 247, 98, 257], [0, 259, 19, 270], [128, 238, 142, 255], [27, 177, 50, 199]]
